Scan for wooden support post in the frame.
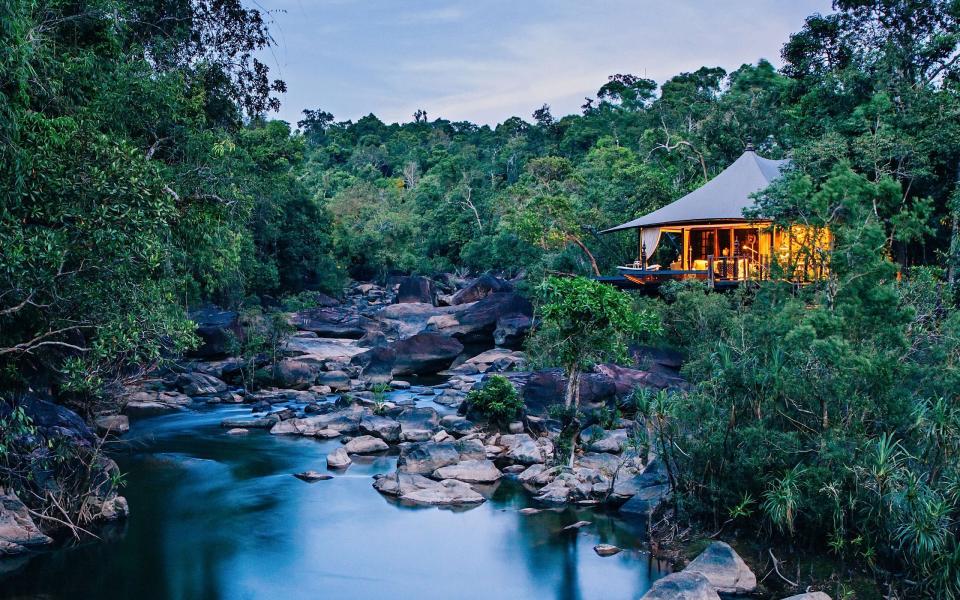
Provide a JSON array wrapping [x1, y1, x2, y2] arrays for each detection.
[[682, 228, 689, 270]]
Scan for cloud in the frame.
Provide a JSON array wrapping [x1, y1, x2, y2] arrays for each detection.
[[378, 1, 829, 124], [258, 0, 833, 126]]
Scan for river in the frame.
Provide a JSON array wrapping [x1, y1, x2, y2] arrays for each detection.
[[0, 393, 667, 599]]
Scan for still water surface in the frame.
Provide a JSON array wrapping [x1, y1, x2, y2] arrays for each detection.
[[1, 396, 666, 599]]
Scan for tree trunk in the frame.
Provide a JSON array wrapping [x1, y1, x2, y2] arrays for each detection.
[[564, 367, 582, 467], [564, 366, 579, 408], [567, 235, 601, 276]]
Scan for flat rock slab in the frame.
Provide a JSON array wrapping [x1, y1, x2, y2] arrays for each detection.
[[327, 447, 352, 469], [373, 473, 485, 506], [0, 489, 53, 554], [562, 520, 591, 531], [293, 471, 333, 482], [432, 459, 502, 483], [221, 415, 280, 429], [641, 572, 720, 600], [95, 415, 130, 436], [682, 540, 757, 594], [594, 544, 622, 557], [269, 409, 362, 436], [344, 435, 389, 454], [285, 337, 367, 362], [780, 594, 832, 600], [123, 401, 185, 417]]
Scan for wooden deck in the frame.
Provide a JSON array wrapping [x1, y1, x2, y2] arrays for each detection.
[[595, 274, 746, 294], [598, 256, 767, 294]]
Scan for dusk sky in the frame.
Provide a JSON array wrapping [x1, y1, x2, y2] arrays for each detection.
[[256, 0, 834, 127]]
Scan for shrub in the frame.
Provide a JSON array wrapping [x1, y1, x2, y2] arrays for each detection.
[[466, 375, 523, 425]]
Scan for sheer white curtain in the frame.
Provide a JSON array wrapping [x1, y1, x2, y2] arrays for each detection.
[[641, 227, 662, 259]]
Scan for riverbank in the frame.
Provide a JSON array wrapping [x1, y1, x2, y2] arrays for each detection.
[[1, 275, 851, 599], [0, 397, 669, 599]]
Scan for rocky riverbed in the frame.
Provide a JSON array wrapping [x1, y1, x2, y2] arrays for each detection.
[[0, 396, 669, 599], [111, 275, 688, 514], [0, 274, 829, 599]]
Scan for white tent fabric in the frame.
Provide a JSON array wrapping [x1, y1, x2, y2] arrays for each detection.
[[603, 149, 791, 232], [641, 227, 661, 258]]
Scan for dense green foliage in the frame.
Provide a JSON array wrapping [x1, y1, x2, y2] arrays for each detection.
[[532, 276, 660, 398], [530, 276, 660, 464], [0, 0, 338, 400], [465, 375, 523, 426], [630, 3, 960, 595], [299, 60, 795, 278], [5, 0, 960, 595]]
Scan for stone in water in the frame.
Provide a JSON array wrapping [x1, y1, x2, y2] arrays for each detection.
[[293, 471, 333, 482], [594, 544, 622, 557]]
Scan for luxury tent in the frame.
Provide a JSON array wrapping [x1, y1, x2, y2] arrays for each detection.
[[602, 145, 830, 288]]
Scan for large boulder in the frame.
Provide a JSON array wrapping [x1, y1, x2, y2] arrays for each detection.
[[397, 407, 440, 437], [432, 459, 502, 483], [269, 408, 362, 436], [352, 346, 395, 384], [327, 447, 352, 469], [121, 389, 191, 416], [94, 415, 130, 436], [375, 303, 460, 339], [450, 274, 512, 305], [266, 358, 321, 390], [5, 395, 94, 444], [520, 370, 617, 416], [177, 372, 229, 397], [188, 306, 240, 358], [498, 433, 544, 465], [439, 415, 477, 436], [316, 370, 351, 392], [613, 457, 669, 500], [288, 307, 372, 339], [595, 363, 687, 397], [0, 488, 53, 555], [359, 415, 402, 443], [682, 541, 757, 594], [221, 414, 280, 429], [344, 435, 390, 454], [576, 452, 622, 476], [641, 572, 720, 600], [397, 441, 461, 474], [580, 426, 628, 454], [392, 333, 464, 376], [395, 276, 437, 305], [397, 438, 484, 474], [494, 313, 532, 348], [428, 293, 533, 344], [372, 473, 484, 506], [353, 333, 463, 381], [452, 349, 526, 375], [619, 482, 671, 517]]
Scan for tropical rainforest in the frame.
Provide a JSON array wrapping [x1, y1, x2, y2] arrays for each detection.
[[4, 0, 960, 597]]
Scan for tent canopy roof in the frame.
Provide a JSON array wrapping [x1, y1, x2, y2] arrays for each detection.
[[602, 149, 790, 233]]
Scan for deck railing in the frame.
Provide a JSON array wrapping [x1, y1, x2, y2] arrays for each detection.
[[706, 254, 771, 286]]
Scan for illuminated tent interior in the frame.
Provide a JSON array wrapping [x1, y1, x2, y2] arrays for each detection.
[[602, 145, 830, 286]]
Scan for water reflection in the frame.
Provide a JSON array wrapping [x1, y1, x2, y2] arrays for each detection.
[[0, 401, 666, 599]]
